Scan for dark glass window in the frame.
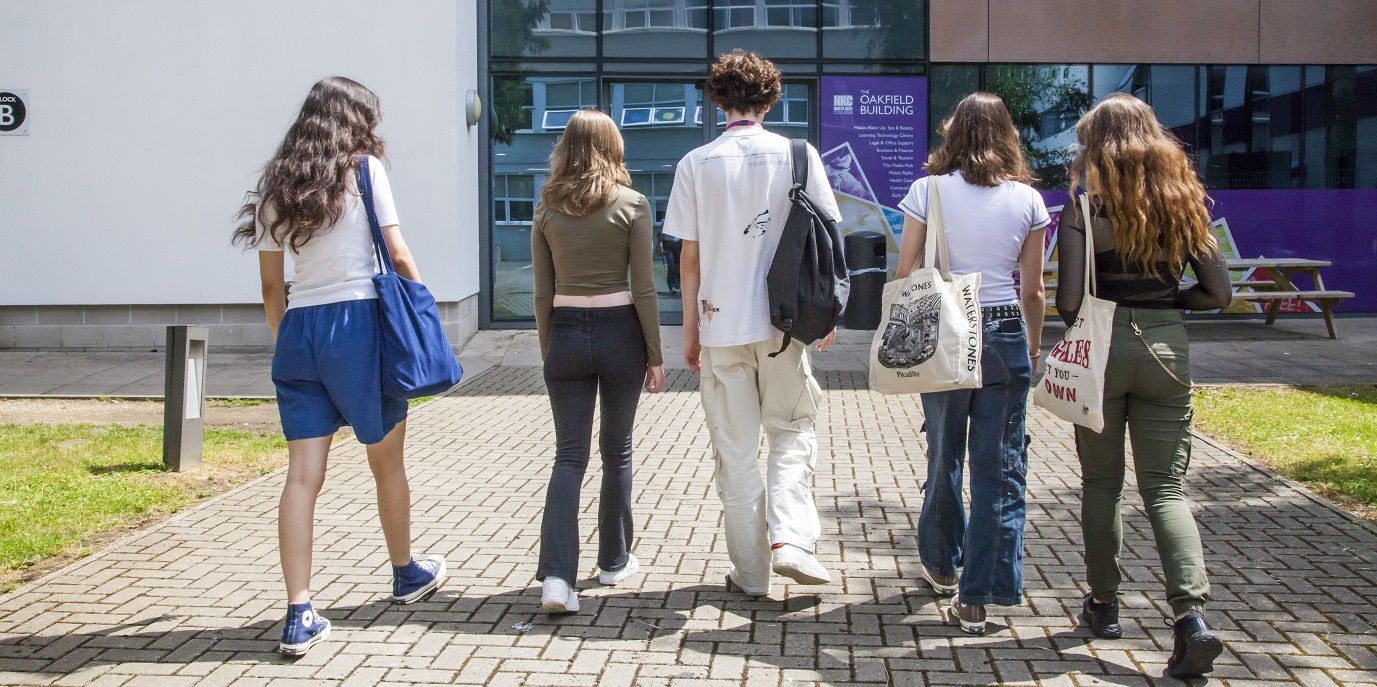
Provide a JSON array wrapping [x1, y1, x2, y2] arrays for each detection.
[[491, 0, 596, 58], [927, 64, 979, 151], [1304, 66, 1377, 189], [823, 0, 926, 62], [714, 0, 818, 59], [1092, 64, 1197, 151], [602, 0, 708, 59], [987, 65, 1091, 188], [1199, 66, 1303, 189]]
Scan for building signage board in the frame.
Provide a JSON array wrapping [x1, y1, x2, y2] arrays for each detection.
[[819, 76, 928, 258], [0, 90, 29, 136]]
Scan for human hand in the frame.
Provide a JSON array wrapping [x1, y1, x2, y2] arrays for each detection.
[[815, 328, 838, 352], [644, 365, 666, 393]]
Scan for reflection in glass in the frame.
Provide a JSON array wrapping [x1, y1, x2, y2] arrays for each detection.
[[491, 0, 596, 58], [823, 0, 925, 61], [1199, 66, 1303, 189], [1091, 65, 1197, 150], [602, 0, 708, 59], [714, 0, 817, 60], [491, 76, 598, 320], [987, 65, 1092, 188], [928, 64, 979, 153], [1304, 66, 1377, 189], [612, 82, 708, 318]]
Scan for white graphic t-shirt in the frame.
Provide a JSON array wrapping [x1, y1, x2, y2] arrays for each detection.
[[662, 127, 841, 347], [898, 171, 1051, 306]]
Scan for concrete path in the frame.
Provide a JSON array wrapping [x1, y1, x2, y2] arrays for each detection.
[[1, 316, 1373, 399], [2, 366, 1376, 686]]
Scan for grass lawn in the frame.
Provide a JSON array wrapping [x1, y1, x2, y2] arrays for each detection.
[[1194, 385, 1377, 517], [0, 424, 286, 591]]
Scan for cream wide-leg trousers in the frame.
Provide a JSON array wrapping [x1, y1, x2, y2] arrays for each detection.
[[699, 336, 824, 594]]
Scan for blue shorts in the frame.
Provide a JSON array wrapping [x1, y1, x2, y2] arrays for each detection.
[[271, 299, 407, 445]]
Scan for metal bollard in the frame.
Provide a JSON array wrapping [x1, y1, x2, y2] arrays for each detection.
[[163, 325, 208, 471]]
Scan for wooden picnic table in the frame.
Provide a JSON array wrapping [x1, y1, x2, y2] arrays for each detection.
[[1040, 257, 1354, 338]]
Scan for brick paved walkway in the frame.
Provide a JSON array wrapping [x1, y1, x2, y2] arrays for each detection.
[[3, 367, 1377, 686]]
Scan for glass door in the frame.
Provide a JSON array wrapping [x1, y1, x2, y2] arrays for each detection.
[[488, 76, 816, 326], [608, 79, 710, 325]]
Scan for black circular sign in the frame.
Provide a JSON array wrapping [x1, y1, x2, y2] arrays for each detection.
[[0, 92, 27, 132]]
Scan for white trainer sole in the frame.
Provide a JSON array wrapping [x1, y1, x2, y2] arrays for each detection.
[[393, 558, 446, 605], [597, 555, 641, 586], [278, 621, 331, 656], [921, 567, 959, 596]]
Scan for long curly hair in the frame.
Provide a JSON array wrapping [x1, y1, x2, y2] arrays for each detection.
[[925, 92, 1034, 187], [232, 76, 385, 251], [540, 109, 631, 218], [1070, 93, 1217, 276]]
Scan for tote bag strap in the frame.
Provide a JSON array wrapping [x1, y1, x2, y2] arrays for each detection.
[[357, 155, 397, 276], [922, 175, 953, 280], [1078, 192, 1098, 297]]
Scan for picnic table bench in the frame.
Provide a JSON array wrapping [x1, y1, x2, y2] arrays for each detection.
[[1040, 258, 1354, 338]]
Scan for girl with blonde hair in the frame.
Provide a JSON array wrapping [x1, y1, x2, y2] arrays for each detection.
[[531, 109, 664, 613], [1057, 93, 1231, 678]]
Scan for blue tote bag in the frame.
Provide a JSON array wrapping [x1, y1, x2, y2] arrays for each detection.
[[357, 156, 464, 398]]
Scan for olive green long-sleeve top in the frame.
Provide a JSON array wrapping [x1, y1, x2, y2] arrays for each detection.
[[531, 185, 663, 365]]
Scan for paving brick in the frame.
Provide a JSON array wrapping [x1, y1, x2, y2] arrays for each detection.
[[3, 366, 1377, 686]]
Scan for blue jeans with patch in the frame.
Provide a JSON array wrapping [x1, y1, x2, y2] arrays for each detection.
[[918, 315, 1033, 607]]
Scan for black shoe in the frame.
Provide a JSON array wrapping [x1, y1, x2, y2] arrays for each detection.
[[1079, 592, 1122, 639], [1167, 612, 1223, 679]]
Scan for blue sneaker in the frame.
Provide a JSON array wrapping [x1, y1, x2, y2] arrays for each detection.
[[278, 602, 330, 656], [393, 554, 446, 604]]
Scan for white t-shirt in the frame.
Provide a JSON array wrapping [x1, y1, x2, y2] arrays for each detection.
[[898, 172, 1050, 306], [257, 155, 400, 309], [662, 127, 841, 347]]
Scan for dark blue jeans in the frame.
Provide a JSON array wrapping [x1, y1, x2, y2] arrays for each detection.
[[918, 316, 1033, 607], [537, 305, 647, 587]]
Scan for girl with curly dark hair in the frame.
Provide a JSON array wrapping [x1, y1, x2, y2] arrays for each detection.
[[234, 76, 445, 656]]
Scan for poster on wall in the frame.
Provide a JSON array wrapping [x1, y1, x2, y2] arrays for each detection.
[[820, 76, 927, 262]]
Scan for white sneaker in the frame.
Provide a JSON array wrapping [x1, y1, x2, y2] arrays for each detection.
[[771, 544, 832, 585], [541, 577, 580, 614], [597, 554, 640, 586]]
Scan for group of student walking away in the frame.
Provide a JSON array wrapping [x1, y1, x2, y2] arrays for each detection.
[[234, 49, 1233, 679]]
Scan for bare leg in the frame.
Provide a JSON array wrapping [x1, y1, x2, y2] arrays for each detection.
[[280, 435, 332, 604], [366, 421, 412, 567]]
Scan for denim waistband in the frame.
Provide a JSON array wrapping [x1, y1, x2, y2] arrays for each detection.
[[550, 304, 638, 320]]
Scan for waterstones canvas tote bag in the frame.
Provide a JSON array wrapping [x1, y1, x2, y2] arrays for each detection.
[[1033, 193, 1115, 432], [868, 177, 983, 395]]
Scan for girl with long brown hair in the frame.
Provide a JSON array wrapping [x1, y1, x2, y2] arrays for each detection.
[[895, 92, 1050, 635], [532, 109, 664, 613], [1058, 92, 1231, 678], [234, 76, 446, 656]]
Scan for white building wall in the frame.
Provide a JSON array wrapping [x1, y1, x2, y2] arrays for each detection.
[[0, 0, 481, 347]]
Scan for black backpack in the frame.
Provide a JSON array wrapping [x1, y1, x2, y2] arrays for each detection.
[[766, 139, 850, 357]]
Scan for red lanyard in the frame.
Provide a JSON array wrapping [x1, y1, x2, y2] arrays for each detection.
[[724, 119, 759, 131]]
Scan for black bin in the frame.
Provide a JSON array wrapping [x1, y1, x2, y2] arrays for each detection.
[[843, 231, 886, 330]]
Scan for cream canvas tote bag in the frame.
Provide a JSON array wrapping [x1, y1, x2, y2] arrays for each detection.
[[869, 176, 983, 395], [1034, 193, 1115, 432]]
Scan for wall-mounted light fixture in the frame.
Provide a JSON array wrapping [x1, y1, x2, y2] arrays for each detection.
[[466, 88, 482, 127]]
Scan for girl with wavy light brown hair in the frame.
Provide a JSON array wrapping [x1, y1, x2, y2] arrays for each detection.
[[895, 91, 1050, 636], [1057, 92, 1230, 679], [531, 109, 663, 614]]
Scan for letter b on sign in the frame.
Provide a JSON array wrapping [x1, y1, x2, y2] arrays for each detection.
[[0, 91, 28, 135]]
